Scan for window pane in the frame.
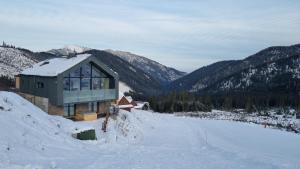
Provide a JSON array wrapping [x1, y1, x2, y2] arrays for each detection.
[[81, 63, 91, 77], [92, 78, 101, 90], [63, 78, 70, 91], [70, 78, 80, 91], [63, 105, 69, 116], [69, 104, 75, 116], [92, 65, 106, 77], [81, 78, 90, 90], [103, 78, 109, 89], [109, 78, 115, 89], [70, 68, 80, 77]]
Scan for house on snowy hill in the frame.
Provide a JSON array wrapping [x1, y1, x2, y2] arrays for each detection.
[[117, 96, 134, 112], [15, 54, 119, 121]]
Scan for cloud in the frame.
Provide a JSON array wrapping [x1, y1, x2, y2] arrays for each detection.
[[0, 0, 299, 72]]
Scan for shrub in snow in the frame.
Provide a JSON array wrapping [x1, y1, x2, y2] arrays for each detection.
[[75, 129, 97, 140]]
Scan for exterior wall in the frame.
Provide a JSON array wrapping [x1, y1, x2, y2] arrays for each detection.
[[48, 103, 64, 116], [19, 75, 58, 105], [75, 113, 97, 121], [98, 101, 112, 115], [20, 93, 49, 113], [75, 103, 89, 114]]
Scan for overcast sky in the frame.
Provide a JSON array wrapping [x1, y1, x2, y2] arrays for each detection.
[[0, 0, 299, 72]]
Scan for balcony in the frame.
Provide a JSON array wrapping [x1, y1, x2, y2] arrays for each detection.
[[63, 89, 117, 104]]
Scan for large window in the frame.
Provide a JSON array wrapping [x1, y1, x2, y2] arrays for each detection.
[[64, 104, 75, 117], [63, 62, 112, 91]]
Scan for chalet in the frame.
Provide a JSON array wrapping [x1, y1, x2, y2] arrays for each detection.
[[15, 54, 119, 121], [117, 96, 134, 112]]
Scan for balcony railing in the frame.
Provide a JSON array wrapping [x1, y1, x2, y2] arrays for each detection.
[[63, 89, 116, 103]]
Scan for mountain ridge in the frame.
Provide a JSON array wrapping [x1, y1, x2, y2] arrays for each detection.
[[167, 43, 300, 93], [0, 45, 184, 96]]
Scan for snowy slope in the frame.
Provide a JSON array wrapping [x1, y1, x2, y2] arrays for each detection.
[[168, 44, 300, 92], [1, 92, 300, 169], [0, 47, 36, 78], [206, 55, 300, 92], [106, 49, 186, 83], [0, 92, 142, 169]]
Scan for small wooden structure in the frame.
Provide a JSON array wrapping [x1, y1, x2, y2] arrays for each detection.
[[117, 96, 134, 112]]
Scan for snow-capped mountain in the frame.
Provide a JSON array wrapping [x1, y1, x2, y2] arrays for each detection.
[[46, 46, 185, 84], [105, 49, 186, 83], [168, 44, 300, 93], [205, 55, 300, 93], [47, 45, 91, 56]]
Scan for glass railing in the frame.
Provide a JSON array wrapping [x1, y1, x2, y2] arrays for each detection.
[[63, 89, 116, 103]]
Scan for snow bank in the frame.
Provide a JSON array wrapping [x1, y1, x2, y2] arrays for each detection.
[[0, 92, 141, 168]]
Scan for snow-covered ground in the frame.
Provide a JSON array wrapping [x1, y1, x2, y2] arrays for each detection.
[[176, 110, 300, 133], [1, 92, 300, 169]]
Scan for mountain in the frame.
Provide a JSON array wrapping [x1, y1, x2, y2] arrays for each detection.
[[47, 45, 91, 56], [48, 47, 186, 84], [84, 50, 162, 96], [0, 47, 36, 78], [0, 45, 183, 96], [105, 49, 186, 83], [204, 54, 300, 94], [167, 44, 300, 93]]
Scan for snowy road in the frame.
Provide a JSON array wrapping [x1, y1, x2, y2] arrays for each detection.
[[1, 92, 300, 169]]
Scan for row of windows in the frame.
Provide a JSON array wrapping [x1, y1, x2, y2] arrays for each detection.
[[63, 102, 98, 117], [64, 62, 112, 91], [68, 63, 107, 78], [63, 77, 109, 91]]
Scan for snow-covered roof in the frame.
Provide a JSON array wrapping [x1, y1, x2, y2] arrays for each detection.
[[21, 54, 91, 76]]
